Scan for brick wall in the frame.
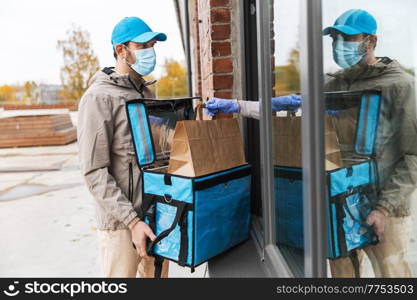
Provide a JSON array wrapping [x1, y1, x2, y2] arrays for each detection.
[[197, 0, 234, 109]]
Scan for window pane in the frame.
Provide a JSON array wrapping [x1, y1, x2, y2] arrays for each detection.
[[272, 0, 304, 276], [322, 0, 417, 277]]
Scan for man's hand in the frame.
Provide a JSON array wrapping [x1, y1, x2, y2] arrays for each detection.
[[129, 218, 157, 257], [366, 209, 388, 240]]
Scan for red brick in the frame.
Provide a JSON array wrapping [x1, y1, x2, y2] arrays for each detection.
[[213, 74, 233, 90], [210, 0, 230, 7], [212, 24, 231, 40], [213, 57, 233, 73], [211, 8, 231, 23], [213, 91, 233, 99], [211, 41, 231, 57]]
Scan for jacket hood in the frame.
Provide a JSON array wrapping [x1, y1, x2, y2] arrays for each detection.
[[327, 57, 409, 82], [88, 67, 156, 92]]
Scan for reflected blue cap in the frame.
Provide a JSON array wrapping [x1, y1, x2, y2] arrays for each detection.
[[111, 17, 167, 46], [323, 9, 377, 36]]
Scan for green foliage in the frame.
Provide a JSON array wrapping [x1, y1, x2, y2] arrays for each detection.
[[275, 48, 300, 96], [57, 25, 100, 101], [156, 59, 188, 98], [0, 85, 16, 102], [23, 81, 39, 103]]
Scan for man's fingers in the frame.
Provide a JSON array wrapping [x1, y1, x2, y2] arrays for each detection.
[[137, 236, 148, 257], [145, 227, 157, 241], [367, 214, 376, 226]]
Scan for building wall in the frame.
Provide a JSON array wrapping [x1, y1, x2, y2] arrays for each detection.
[[188, 0, 244, 118]]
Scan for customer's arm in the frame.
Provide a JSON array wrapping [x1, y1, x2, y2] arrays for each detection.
[[205, 95, 301, 119], [238, 100, 260, 119]]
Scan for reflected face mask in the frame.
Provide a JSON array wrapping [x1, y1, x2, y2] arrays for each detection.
[[126, 46, 156, 76], [332, 36, 368, 69]]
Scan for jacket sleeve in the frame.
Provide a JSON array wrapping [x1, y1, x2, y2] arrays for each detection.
[[377, 82, 417, 216], [78, 93, 138, 226], [238, 100, 260, 119]]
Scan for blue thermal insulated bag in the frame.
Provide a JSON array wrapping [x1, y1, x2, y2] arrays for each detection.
[[126, 98, 251, 272], [275, 90, 381, 259]]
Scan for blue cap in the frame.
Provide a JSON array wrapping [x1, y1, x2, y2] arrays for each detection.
[[111, 17, 167, 46], [323, 9, 377, 36]]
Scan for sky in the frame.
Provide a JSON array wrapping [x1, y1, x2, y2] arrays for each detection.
[[2, 0, 417, 86], [0, 0, 185, 85], [275, 0, 417, 74]]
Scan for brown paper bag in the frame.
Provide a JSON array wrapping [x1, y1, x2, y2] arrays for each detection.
[[168, 118, 247, 177], [272, 116, 342, 170]]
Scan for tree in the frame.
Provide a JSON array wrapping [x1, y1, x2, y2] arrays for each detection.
[[22, 81, 39, 104], [57, 25, 100, 101], [156, 59, 188, 98], [0, 85, 16, 102], [275, 48, 300, 96]]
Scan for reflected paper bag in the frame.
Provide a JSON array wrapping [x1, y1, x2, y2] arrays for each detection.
[[151, 123, 175, 154], [272, 115, 342, 170], [168, 118, 247, 177]]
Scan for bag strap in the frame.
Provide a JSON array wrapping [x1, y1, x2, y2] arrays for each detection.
[[335, 198, 349, 257], [349, 251, 361, 278], [146, 201, 187, 254], [194, 101, 204, 120], [140, 195, 162, 278], [145, 200, 190, 268]]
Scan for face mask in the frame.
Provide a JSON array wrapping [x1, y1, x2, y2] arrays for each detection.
[[332, 36, 368, 69], [125, 46, 156, 76]]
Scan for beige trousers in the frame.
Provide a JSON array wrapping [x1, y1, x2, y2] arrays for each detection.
[[329, 216, 412, 278], [97, 229, 169, 278]]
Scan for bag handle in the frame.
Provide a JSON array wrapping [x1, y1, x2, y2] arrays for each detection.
[[194, 101, 204, 120], [194, 98, 217, 120]]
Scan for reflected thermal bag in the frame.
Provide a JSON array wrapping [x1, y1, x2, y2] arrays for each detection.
[[275, 90, 382, 259]]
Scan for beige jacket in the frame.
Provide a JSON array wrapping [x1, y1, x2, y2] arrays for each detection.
[[78, 68, 154, 230], [324, 58, 417, 217]]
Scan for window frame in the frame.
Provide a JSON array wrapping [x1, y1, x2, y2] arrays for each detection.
[[252, 0, 328, 277]]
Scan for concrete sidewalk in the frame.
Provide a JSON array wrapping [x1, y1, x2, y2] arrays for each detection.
[[0, 143, 206, 277]]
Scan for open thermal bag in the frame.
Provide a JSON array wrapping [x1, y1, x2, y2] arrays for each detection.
[[126, 97, 252, 276], [275, 90, 382, 259]]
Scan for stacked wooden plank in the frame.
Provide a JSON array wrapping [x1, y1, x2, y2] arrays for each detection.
[[0, 114, 77, 148]]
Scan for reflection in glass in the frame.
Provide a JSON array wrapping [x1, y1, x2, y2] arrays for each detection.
[[322, 1, 417, 277], [272, 0, 304, 276]]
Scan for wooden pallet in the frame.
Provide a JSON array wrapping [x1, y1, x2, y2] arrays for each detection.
[[0, 114, 77, 148]]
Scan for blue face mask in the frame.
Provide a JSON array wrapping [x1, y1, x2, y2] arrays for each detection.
[[332, 36, 368, 69], [126, 46, 156, 76]]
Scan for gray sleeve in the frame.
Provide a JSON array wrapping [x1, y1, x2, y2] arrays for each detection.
[[378, 82, 417, 216], [238, 100, 260, 120], [77, 94, 137, 226]]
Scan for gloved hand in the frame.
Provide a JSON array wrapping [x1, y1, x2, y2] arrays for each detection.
[[272, 94, 302, 112], [205, 98, 241, 116]]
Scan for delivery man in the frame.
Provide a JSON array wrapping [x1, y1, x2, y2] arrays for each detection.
[[78, 17, 169, 278], [205, 9, 417, 278]]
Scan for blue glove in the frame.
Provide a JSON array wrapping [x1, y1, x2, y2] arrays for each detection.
[[205, 97, 241, 116], [149, 115, 164, 126], [272, 94, 302, 112]]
